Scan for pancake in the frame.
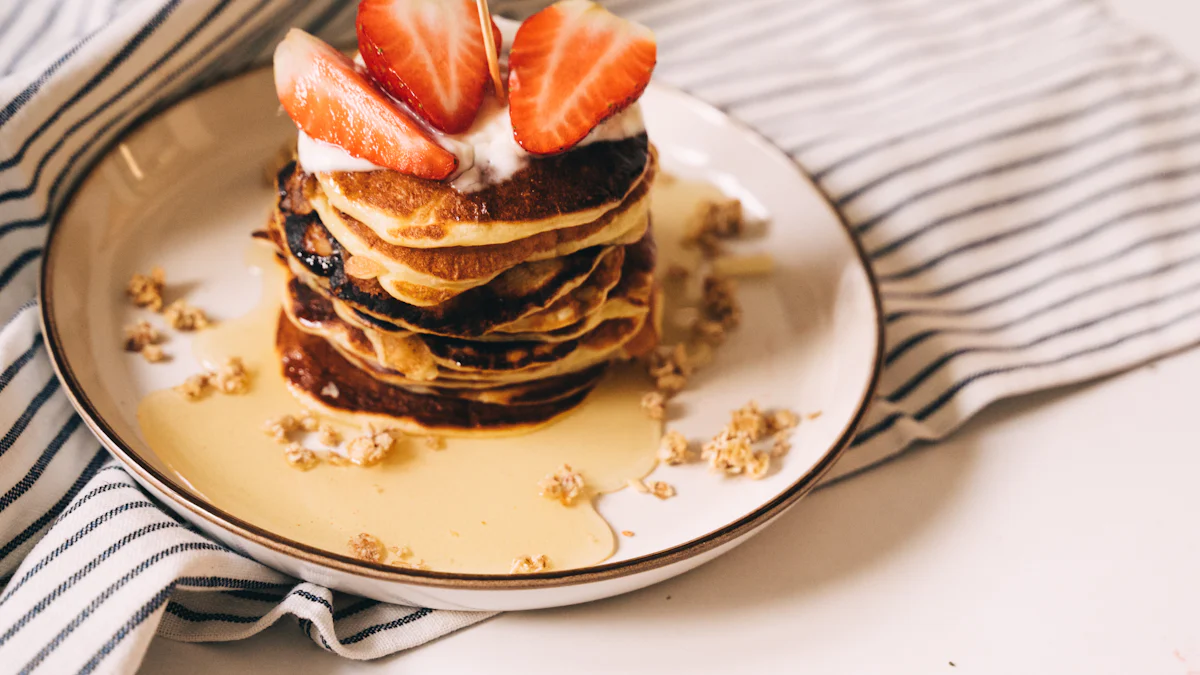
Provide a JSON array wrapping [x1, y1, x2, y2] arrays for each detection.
[[281, 269, 648, 387], [271, 197, 622, 337], [302, 159, 653, 300], [278, 315, 602, 436], [493, 227, 656, 335], [313, 135, 651, 248]]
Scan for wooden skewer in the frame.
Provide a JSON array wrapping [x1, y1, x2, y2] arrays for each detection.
[[475, 0, 506, 101]]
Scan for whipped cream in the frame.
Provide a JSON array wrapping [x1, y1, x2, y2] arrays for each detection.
[[295, 95, 645, 192]]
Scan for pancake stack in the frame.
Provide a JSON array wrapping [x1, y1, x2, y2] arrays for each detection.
[[266, 134, 660, 435]]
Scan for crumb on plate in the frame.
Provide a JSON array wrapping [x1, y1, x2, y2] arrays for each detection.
[[510, 554, 550, 574], [538, 464, 585, 506]]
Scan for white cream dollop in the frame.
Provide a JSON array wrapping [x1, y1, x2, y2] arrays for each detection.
[[295, 97, 645, 192]]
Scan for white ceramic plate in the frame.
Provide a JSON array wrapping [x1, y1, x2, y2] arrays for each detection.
[[40, 67, 881, 610]]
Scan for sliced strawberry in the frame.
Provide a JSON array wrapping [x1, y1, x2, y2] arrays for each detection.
[[273, 28, 456, 179], [357, 0, 502, 134], [508, 0, 656, 155]]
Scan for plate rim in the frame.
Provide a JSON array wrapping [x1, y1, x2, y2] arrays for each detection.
[[38, 67, 885, 591]]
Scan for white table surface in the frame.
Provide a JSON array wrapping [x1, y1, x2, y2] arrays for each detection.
[[141, 1, 1200, 672]]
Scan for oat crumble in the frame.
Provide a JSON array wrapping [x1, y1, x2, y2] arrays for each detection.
[[768, 409, 800, 433], [702, 428, 770, 479], [140, 344, 166, 363], [640, 391, 665, 420], [126, 266, 165, 311], [621, 530, 635, 537], [320, 382, 340, 398], [657, 430, 690, 465], [298, 411, 319, 432], [510, 554, 550, 574], [729, 401, 769, 442], [123, 320, 161, 352], [770, 432, 792, 458], [262, 414, 299, 443], [344, 425, 397, 466], [317, 423, 341, 446], [647, 481, 676, 500], [213, 357, 250, 394], [701, 275, 741, 330], [174, 373, 213, 401], [283, 443, 319, 470], [348, 533, 385, 562], [163, 299, 210, 331], [538, 464, 585, 506]]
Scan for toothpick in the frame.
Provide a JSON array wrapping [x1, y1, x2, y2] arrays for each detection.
[[475, 0, 505, 101]]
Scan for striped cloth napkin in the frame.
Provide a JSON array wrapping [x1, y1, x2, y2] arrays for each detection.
[[1, 0, 1197, 670]]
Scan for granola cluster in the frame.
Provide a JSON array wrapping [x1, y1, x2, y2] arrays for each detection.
[[347, 533, 386, 563], [123, 320, 165, 363], [126, 266, 165, 311], [657, 430, 690, 465], [347, 534, 427, 569], [124, 266, 213, 363], [625, 477, 676, 500], [510, 554, 550, 574], [344, 425, 398, 467], [263, 410, 402, 471], [163, 300, 210, 331], [538, 464, 585, 506], [172, 358, 252, 400], [699, 401, 804, 479]]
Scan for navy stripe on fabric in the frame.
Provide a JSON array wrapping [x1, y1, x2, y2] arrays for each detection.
[[0, 415, 82, 511], [332, 598, 380, 621], [885, 219, 1200, 311], [0, 377, 61, 460], [810, 43, 1168, 181], [75, 576, 293, 675], [722, 0, 1084, 110], [856, 97, 1200, 237], [0, 249, 41, 292], [0, 449, 107, 569], [0, 25, 100, 130], [16, 542, 231, 672], [164, 601, 260, 624], [0, 498, 156, 605], [221, 589, 287, 603], [884, 284, 1200, 402], [0, 520, 186, 646], [1, 0, 74, 77], [886, 248, 1200, 364], [0, 0, 182, 169], [0, 0, 279, 246], [838, 71, 1196, 208], [0, 338, 41, 394], [340, 608, 434, 646], [879, 184, 1200, 287], [0, 0, 236, 205], [855, 300, 1200, 446]]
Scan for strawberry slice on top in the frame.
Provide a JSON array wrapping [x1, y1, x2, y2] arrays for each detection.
[[357, 0, 502, 135], [508, 0, 656, 155], [273, 28, 456, 180]]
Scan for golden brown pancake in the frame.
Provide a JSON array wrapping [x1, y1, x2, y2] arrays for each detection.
[[281, 270, 648, 388], [313, 135, 651, 248], [303, 159, 653, 303], [278, 316, 604, 435], [270, 195, 622, 338]]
